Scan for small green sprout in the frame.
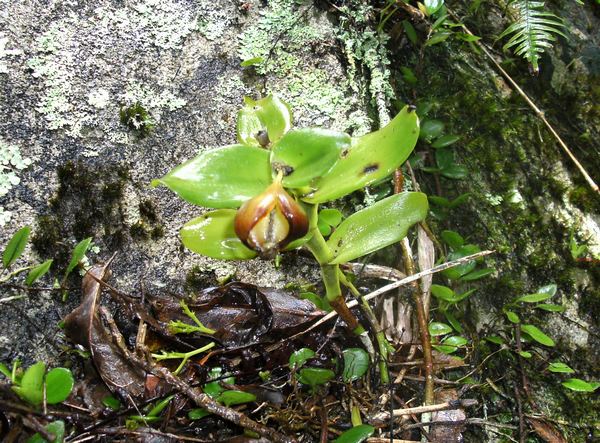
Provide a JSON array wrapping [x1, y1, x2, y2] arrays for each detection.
[[168, 299, 216, 335], [1, 361, 74, 406], [152, 342, 216, 375]]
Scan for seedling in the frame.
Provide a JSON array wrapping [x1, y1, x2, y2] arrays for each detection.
[[153, 95, 428, 344], [0, 361, 74, 406]]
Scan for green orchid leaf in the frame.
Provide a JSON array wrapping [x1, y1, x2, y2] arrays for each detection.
[[548, 362, 574, 374], [13, 361, 45, 405], [153, 145, 271, 209], [304, 106, 419, 203], [432, 134, 460, 148], [562, 378, 600, 392], [431, 284, 456, 302], [319, 209, 343, 227], [289, 348, 316, 370], [429, 322, 453, 336], [442, 244, 481, 280], [537, 284, 557, 297], [460, 267, 494, 281], [45, 367, 74, 404], [64, 237, 92, 281], [237, 95, 292, 146], [433, 344, 458, 354], [535, 303, 566, 312], [441, 230, 464, 249], [420, 119, 444, 141], [217, 390, 257, 407], [26, 259, 53, 286], [327, 192, 428, 264], [298, 368, 335, 387], [505, 310, 520, 324], [271, 128, 350, 188], [443, 336, 468, 347], [521, 324, 555, 347], [441, 164, 469, 179], [3, 226, 30, 268], [334, 424, 375, 443], [203, 368, 235, 398], [180, 210, 257, 260], [515, 292, 553, 303], [188, 408, 211, 420], [342, 348, 370, 382]]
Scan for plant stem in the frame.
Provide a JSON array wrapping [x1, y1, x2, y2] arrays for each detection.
[[0, 266, 32, 284], [305, 227, 364, 335], [338, 269, 390, 384]]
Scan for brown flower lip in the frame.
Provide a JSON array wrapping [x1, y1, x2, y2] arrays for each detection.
[[234, 178, 308, 259]]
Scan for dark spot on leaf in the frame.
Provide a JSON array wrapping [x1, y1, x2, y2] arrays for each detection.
[[256, 130, 270, 148], [341, 148, 349, 158], [272, 162, 294, 176], [362, 163, 379, 174]]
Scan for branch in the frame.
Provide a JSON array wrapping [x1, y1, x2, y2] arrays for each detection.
[[370, 399, 478, 422]]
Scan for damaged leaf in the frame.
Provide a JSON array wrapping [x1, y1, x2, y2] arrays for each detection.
[[64, 263, 147, 399]]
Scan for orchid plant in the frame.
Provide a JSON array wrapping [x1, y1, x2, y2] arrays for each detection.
[[153, 95, 428, 336]]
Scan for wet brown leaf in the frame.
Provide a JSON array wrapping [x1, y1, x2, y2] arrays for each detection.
[[528, 417, 567, 443], [151, 282, 323, 346], [64, 263, 147, 399]]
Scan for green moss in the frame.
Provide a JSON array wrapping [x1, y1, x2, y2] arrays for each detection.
[[185, 265, 218, 292], [569, 186, 600, 214], [32, 161, 129, 267], [139, 199, 159, 223], [129, 199, 164, 241], [120, 102, 155, 137]]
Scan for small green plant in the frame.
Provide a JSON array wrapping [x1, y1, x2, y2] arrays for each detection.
[[0, 360, 74, 406], [153, 95, 429, 345], [120, 102, 155, 136], [187, 367, 257, 420]]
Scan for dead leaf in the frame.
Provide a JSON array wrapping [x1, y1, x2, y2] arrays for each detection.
[[64, 263, 147, 399], [150, 282, 323, 346], [528, 417, 567, 443]]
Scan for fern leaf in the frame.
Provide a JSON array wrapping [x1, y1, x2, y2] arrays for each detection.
[[499, 0, 567, 74]]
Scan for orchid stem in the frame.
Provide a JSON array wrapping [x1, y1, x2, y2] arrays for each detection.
[[305, 223, 365, 335]]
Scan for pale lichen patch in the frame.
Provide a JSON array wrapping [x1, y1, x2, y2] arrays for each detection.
[[95, 0, 198, 50], [0, 140, 32, 227], [0, 33, 23, 74]]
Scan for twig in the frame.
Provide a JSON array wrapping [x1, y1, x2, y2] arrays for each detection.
[[371, 399, 478, 422], [289, 251, 494, 339], [342, 262, 407, 282], [22, 415, 56, 441], [448, 9, 599, 194]]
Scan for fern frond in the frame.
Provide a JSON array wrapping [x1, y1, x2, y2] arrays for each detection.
[[499, 0, 567, 74]]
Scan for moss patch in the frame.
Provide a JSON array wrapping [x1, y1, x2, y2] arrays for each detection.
[[32, 161, 130, 267]]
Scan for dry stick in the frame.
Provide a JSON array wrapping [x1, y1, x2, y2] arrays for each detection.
[[448, 10, 599, 194], [371, 399, 478, 422], [99, 308, 295, 443], [289, 251, 495, 339], [400, 237, 434, 407], [394, 165, 434, 413], [22, 415, 56, 441]]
